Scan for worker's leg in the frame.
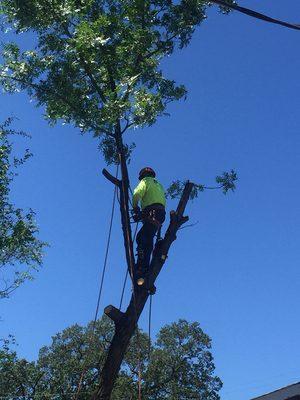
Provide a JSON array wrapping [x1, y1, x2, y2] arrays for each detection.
[[142, 222, 158, 268], [136, 221, 157, 272], [135, 207, 166, 289], [136, 208, 166, 265], [136, 223, 146, 272]]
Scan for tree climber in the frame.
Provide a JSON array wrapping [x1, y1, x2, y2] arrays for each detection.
[[132, 167, 166, 288]]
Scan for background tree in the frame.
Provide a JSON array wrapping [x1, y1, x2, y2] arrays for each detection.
[[0, 317, 222, 400], [0, 0, 236, 397], [0, 118, 45, 299]]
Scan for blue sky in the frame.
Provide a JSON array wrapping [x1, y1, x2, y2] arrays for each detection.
[[1, 1, 300, 399]]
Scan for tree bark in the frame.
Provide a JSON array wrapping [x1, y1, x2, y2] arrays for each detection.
[[93, 182, 194, 400]]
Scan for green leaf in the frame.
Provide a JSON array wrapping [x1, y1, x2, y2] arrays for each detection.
[[0, 118, 46, 299]]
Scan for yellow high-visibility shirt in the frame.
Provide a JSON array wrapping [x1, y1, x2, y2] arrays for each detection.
[[132, 177, 166, 210]]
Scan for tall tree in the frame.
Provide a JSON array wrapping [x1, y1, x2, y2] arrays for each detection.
[[0, 1, 236, 397], [0, 317, 222, 400], [0, 118, 44, 299]]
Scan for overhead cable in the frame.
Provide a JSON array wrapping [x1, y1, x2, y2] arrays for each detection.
[[210, 0, 300, 31]]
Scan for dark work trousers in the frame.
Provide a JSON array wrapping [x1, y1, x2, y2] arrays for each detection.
[[136, 204, 166, 278]]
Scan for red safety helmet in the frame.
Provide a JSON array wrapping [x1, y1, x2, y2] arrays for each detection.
[[139, 167, 156, 180]]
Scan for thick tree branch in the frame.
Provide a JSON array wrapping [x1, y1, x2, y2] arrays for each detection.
[[104, 306, 125, 324], [102, 169, 121, 187]]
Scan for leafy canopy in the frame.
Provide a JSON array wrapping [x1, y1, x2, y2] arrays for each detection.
[[0, 0, 234, 140], [0, 317, 222, 399], [0, 118, 45, 299], [0, 0, 237, 192]]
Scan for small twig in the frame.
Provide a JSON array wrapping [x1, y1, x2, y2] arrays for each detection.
[[203, 185, 222, 190], [178, 221, 199, 231]]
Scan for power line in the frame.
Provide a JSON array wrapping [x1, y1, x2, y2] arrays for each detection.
[[210, 0, 300, 31], [148, 294, 153, 360]]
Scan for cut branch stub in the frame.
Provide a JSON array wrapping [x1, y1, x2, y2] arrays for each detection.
[[176, 181, 194, 215], [104, 305, 125, 325], [102, 168, 121, 187]]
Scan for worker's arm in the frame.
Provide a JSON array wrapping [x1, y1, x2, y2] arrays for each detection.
[[132, 180, 146, 208]]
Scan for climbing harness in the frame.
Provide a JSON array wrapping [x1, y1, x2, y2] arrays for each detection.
[[147, 207, 165, 228]]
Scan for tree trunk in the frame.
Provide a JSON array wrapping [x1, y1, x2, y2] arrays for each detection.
[[93, 180, 194, 400], [114, 121, 136, 280]]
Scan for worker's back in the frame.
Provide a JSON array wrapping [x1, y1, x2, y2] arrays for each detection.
[[133, 177, 166, 210]]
